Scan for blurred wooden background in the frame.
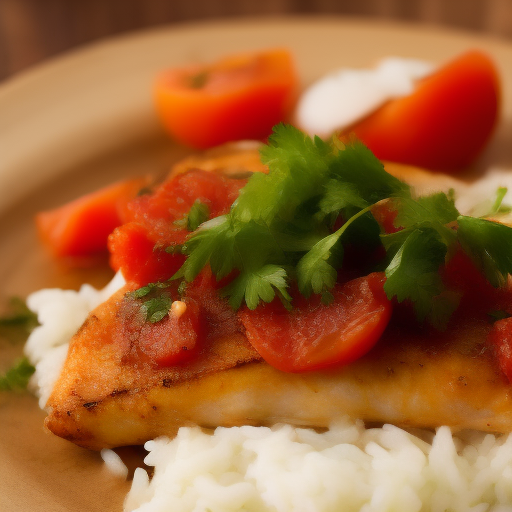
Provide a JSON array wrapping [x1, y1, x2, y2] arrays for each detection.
[[0, 0, 511, 82]]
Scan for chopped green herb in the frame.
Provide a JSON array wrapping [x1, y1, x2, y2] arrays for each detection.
[[174, 200, 210, 232], [128, 282, 173, 323], [467, 186, 511, 218], [0, 297, 38, 344], [172, 123, 512, 327], [0, 297, 38, 329], [0, 357, 35, 392], [457, 216, 512, 288]]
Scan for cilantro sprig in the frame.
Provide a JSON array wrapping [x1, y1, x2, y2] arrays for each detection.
[[0, 357, 35, 392], [0, 297, 39, 343], [0, 298, 37, 392], [172, 124, 512, 327]]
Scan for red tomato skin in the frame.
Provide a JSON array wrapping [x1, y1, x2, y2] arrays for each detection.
[[119, 295, 203, 367], [35, 177, 148, 258], [238, 273, 392, 373], [350, 50, 500, 172], [487, 317, 512, 382], [154, 49, 298, 149], [108, 222, 185, 286], [108, 170, 246, 287]]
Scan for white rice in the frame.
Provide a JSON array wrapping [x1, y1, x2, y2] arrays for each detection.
[[123, 422, 512, 512], [23, 168, 512, 511], [101, 448, 129, 480], [24, 270, 125, 407]]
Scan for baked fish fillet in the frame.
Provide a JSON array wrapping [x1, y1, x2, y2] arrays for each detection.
[[45, 280, 512, 450], [44, 149, 512, 450]]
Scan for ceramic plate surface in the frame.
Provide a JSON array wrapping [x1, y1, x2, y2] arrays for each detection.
[[0, 17, 511, 512]]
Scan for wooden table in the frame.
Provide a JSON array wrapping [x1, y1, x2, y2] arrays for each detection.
[[0, 0, 511, 81]]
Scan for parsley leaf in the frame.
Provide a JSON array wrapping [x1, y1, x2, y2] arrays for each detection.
[[0, 357, 35, 392], [391, 191, 459, 249], [331, 140, 409, 203], [384, 228, 450, 322], [0, 297, 38, 344], [221, 265, 291, 310], [175, 200, 210, 231], [173, 123, 512, 323], [457, 216, 512, 288], [128, 282, 173, 323]]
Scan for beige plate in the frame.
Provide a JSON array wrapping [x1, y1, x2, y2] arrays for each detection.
[[0, 16, 511, 512]]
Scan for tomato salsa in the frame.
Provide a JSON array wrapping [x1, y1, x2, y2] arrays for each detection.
[[106, 143, 512, 380]]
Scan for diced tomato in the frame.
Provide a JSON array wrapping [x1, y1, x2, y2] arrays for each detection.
[[125, 169, 245, 244], [36, 177, 149, 258], [154, 49, 298, 149], [371, 201, 400, 234], [120, 294, 203, 367], [108, 222, 185, 285], [487, 317, 512, 382], [348, 50, 500, 172], [238, 272, 392, 372], [442, 248, 499, 308], [109, 170, 246, 286]]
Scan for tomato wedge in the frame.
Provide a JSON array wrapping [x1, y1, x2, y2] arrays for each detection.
[[36, 177, 149, 258], [154, 48, 298, 149], [238, 272, 392, 372], [349, 50, 500, 172]]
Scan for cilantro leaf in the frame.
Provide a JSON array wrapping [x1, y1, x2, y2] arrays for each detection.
[[384, 228, 450, 324], [142, 297, 173, 323], [0, 297, 38, 328], [173, 123, 512, 322], [221, 265, 291, 310], [457, 216, 512, 288], [0, 357, 35, 392], [393, 192, 459, 245], [179, 200, 210, 231], [176, 216, 234, 282], [0, 297, 38, 344], [331, 141, 409, 203], [128, 282, 173, 323], [237, 124, 333, 224], [467, 186, 511, 218], [318, 180, 369, 218], [296, 231, 341, 297], [488, 310, 512, 323]]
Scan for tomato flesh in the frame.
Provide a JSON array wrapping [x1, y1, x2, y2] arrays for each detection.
[[119, 294, 203, 367], [238, 272, 392, 372], [349, 50, 500, 172], [36, 177, 148, 258], [154, 49, 298, 149], [108, 170, 246, 287]]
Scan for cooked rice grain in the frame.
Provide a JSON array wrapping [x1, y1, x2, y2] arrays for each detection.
[[123, 422, 512, 512]]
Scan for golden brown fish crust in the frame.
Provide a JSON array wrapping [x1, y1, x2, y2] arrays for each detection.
[[43, 148, 512, 450], [45, 282, 512, 450]]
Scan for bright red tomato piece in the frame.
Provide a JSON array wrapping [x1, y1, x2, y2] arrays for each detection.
[[35, 177, 149, 258], [108, 170, 246, 287], [120, 295, 203, 367], [349, 50, 500, 173], [154, 49, 298, 149], [238, 272, 392, 372]]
